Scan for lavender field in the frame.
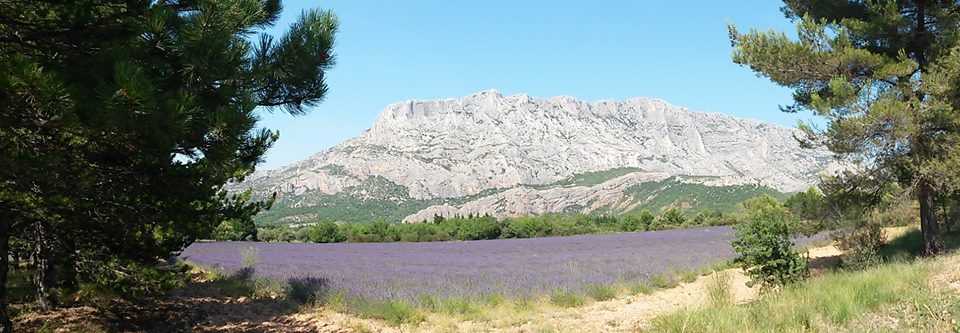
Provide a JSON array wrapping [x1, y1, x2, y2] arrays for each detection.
[[180, 226, 820, 305]]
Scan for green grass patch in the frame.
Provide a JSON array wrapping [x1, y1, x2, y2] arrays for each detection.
[[705, 272, 733, 307], [481, 293, 505, 306], [438, 298, 483, 317], [630, 281, 654, 295], [679, 270, 698, 283], [549, 167, 644, 187], [586, 284, 618, 301], [353, 299, 425, 326], [650, 273, 679, 289], [711, 260, 736, 272], [550, 290, 587, 308], [652, 258, 937, 332]]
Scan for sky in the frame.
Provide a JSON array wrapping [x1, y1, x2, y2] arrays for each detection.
[[255, 1, 809, 170]]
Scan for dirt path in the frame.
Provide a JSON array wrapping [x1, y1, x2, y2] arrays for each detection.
[[516, 269, 756, 332]]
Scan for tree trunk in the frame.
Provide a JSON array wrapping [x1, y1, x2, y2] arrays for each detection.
[[0, 222, 13, 333], [35, 221, 56, 311], [918, 180, 945, 256]]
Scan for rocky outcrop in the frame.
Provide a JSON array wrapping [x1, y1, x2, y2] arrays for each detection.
[[237, 90, 842, 223]]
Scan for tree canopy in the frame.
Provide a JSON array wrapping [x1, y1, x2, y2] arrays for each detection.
[[730, 0, 960, 255], [0, 1, 338, 331]]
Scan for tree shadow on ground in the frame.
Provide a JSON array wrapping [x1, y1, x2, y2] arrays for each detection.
[[109, 268, 340, 332], [15, 268, 344, 333], [808, 255, 842, 270], [881, 228, 960, 262], [805, 227, 960, 273]]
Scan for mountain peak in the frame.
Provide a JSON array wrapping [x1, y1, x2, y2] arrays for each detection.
[[240, 92, 841, 224]]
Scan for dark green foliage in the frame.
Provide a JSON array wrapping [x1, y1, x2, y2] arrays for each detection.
[[637, 210, 656, 229], [835, 222, 885, 269], [257, 228, 278, 242], [254, 174, 787, 226], [618, 210, 662, 231], [784, 187, 827, 236], [802, 178, 925, 267], [548, 167, 643, 187], [212, 215, 259, 242], [731, 195, 808, 289], [79, 261, 188, 299], [692, 209, 733, 227], [0, 0, 338, 326], [500, 216, 553, 238], [254, 176, 433, 225], [731, 0, 960, 256], [294, 228, 312, 243], [393, 223, 451, 242], [618, 178, 788, 217], [308, 221, 346, 243], [650, 208, 687, 231], [252, 208, 742, 244], [449, 216, 501, 240]]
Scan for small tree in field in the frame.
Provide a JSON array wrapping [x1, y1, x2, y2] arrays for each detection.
[[732, 195, 808, 289]]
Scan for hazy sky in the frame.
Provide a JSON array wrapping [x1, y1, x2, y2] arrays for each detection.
[[255, 1, 809, 170]]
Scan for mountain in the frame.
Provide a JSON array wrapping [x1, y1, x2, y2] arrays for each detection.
[[237, 90, 841, 224]]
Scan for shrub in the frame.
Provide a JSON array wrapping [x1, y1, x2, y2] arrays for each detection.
[[212, 218, 258, 241], [309, 220, 346, 243], [732, 195, 808, 289], [618, 214, 644, 232], [835, 222, 885, 270], [500, 216, 551, 238], [679, 270, 698, 283], [630, 282, 653, 295], [650, 208, 686, 230], [550, 290, 586, 307], [586, 284, 617, 301], [257, 228, 278, 242], [294, 227, 312, 242], [455, 216, 501, 240], [649, 273, 678, 289]]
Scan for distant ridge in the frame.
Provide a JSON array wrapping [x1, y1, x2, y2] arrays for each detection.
[[235, 90, 841, 224]]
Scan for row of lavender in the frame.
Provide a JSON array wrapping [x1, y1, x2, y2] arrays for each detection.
[[179, 227, 824, 305]]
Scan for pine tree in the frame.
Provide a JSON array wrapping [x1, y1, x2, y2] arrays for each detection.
[[0, 1, 338, 330], [729, 0, 960, 255]]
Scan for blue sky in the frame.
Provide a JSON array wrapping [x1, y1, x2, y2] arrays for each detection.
[[256, 1, 808, 170]]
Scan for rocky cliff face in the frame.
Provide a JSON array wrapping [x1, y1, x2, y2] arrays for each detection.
[[239, 90, 841, 224]]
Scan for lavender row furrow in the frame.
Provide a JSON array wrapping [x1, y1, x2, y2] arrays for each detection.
[[180, 226, 825, 303]]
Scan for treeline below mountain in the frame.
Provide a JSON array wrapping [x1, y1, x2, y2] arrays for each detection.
[[210, 186, 927, 244], [248, 209, 728, 243]]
